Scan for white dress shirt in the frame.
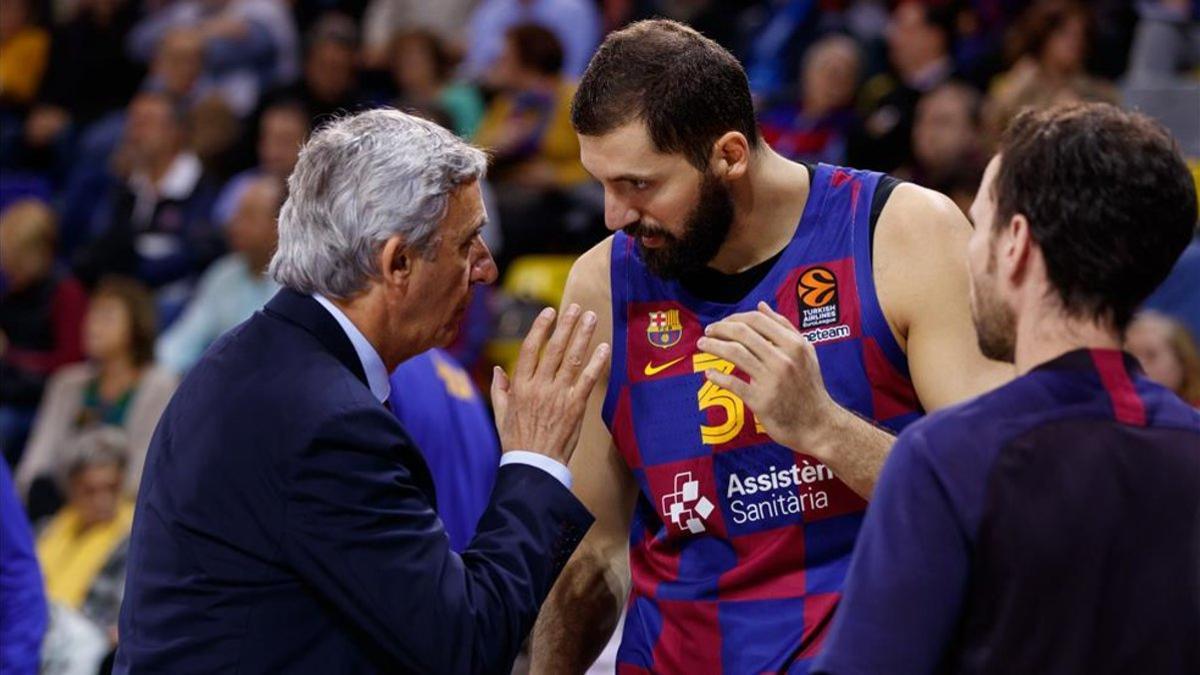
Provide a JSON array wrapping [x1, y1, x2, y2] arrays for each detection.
[[312, 295, 571, 488]]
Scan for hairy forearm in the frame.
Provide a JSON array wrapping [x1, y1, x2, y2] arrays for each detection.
[[530, 547, 627, 674], [804, 407, 895, 500]]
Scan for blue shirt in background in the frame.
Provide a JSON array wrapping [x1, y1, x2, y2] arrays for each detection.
[[0, 461, 47, 675], [388, 350, 501, 553]]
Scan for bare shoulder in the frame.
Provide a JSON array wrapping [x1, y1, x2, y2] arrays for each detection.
[[563, 236, 614, 313], [872, 182, 973, 346], [875, 182, 970, 251]]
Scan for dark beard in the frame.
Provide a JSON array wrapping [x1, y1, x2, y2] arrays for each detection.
[[626, 171, 734, 279], [970, 244, 1016, 362]]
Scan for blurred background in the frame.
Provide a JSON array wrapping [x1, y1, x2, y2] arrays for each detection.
[[1, 0, 1198, 671]]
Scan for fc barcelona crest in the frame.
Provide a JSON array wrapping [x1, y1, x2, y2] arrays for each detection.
[[647, 309, 683, 349]]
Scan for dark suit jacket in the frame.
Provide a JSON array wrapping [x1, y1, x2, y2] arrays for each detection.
[[114, 289, 593, 673]]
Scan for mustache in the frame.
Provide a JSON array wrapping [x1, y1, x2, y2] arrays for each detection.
[[624, 221, 674, 241]]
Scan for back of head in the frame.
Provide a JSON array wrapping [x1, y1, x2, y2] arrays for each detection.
[[269, 108, 486, 299], [995, 103, 1197, 330], [572, 19, 758, 170]]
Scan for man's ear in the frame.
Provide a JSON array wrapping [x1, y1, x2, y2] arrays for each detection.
[[710, 131, 751, 180], [379, 235, 411, 289], [1002, 213, 1034, 285]]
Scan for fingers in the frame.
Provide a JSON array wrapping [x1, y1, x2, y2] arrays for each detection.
[[516, 307, 556, 381], [696, 335, 764, 378], [572, 342, 611, 401], [758, 301, 796, 332], [733, 311, 802, 349], [535, 303, 582, 381], [556, 308, 598, 385], [704, 368, 750, 401], [490, 365, 510, 420], [703, 320, 778, 367]]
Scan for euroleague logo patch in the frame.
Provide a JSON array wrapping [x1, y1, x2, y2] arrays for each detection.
[[797, 266, 840, 329]]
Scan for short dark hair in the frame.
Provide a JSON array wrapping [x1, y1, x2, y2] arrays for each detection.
[[506, 23, 564, 77], [571, 19, 759, 171], [994, 103, 1197, 330]]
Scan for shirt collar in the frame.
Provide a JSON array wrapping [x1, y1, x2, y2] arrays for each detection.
[[130, 152, 203, 200], [312, 294, 392, 403]]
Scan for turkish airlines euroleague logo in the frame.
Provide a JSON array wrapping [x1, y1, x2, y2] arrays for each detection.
[[798, 267, 837, 308], [797, 266, 841, 330]]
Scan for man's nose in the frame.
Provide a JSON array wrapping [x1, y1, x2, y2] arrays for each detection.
[[605, 196, 639, 232], [473, 242, 499, 285]]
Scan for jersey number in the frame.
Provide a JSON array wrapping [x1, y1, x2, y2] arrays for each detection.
[[692, 353, 765, 445]]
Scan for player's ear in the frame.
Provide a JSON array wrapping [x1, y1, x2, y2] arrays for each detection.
[[710, 131, 750, 180]]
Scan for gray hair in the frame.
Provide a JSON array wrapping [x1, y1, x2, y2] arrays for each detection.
[[269, 108, 487, 299], [62, 426, 129, 485]]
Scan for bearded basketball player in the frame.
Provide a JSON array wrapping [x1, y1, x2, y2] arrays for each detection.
[[529, 20, 1012, 674]]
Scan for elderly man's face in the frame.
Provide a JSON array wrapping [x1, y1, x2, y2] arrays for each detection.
[[404, 180, 497, 348]]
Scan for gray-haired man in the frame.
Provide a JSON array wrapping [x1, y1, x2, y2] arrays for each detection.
[[116, 109, 609, 673]]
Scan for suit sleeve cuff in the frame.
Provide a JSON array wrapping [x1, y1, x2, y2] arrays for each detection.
[[499, 451, 572, 489]]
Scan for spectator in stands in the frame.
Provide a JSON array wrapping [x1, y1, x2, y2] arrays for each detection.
[[17, 277, 176, 518], [901, 81, 986, 208], [262, 13, 365, 128], [984, 0, 1118, 142], [157, 176, 282, 374], [1126, 0, 1200, 86], [21, 0, 143, 171], [73, 92, 222, 322], [50, 27, 208, 252], [360, 0, 475, 69], [388, 349, 501, 552], [213, 99, 308, 225], [759, 35, 862, 165], [127, 0, 299, 116], [1126, 311, 1200, 406], [142, 29, 209, 108], [0, 200, 87, 464], [854, 0, 958, 172], [461, 0, 600, 80], [391, 29, 484, 139], [475, 23, 594, 265], [0, 462, 47, 675], [0, 0, 50, 108], [36, 427, 133, 643]]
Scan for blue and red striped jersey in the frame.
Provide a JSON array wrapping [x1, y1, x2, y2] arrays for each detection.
[[604, 163, 923, 673]]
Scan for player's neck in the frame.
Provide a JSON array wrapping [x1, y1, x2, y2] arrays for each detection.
[[707, 148, 810, 274], [1013, 304, 1121, 375]]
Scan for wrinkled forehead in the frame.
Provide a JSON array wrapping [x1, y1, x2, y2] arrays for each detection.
[[578, 121, 695, 183], [442, 179, 486, 232]]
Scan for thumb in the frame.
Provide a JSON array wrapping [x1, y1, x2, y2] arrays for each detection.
[[490, 365, 510, 421]]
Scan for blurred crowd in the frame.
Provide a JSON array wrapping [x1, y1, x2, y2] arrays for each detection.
[[0, 0, 1198, 672]]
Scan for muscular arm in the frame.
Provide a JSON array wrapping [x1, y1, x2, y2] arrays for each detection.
[[702, 185, 1012, 500], [874, 184, 1014, 411], [530, 239, 639, 673], [813, 185, 1012, 495]]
